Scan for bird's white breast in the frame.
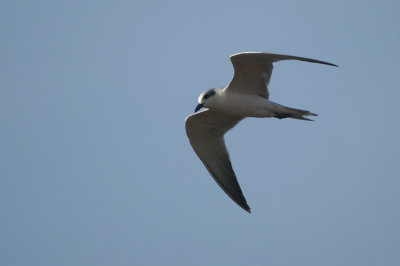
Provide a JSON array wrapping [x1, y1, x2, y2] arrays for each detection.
[[213, 91, 277, 118]]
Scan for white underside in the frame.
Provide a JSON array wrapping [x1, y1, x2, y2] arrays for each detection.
[[207, 92, 285, 118]]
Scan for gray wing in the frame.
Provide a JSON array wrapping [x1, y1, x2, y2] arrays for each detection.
[[185, 109, 250, 212], [226, 52, 338, 99]]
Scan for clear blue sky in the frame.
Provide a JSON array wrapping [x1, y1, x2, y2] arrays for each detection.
[[1, 0, 399, 265]]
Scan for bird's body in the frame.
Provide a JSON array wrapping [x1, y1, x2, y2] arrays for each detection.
[[185, 52, 337, 213], [205, 88, 300, 118]]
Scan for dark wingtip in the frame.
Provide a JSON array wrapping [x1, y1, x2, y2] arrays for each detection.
[[303, 57, 338, 67], [317, 61, 338, 67], [241, 203, 251, 213]]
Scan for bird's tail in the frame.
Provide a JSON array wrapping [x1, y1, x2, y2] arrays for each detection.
[[274, 105, 317, 121]]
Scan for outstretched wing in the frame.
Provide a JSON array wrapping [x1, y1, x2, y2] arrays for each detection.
[[185, 109, 250, 212], [226, 52, 338, 99]]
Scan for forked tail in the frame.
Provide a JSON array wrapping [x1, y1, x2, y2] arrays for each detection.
[[274, 105, 317, 121]]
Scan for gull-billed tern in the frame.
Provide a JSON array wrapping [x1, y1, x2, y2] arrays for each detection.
[[185, 52, 337, 213]]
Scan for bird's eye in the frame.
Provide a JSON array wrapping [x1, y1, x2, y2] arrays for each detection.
[[203, 94, 209, 100]]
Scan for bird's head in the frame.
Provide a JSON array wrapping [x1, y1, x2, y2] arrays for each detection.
[[194, 88, 217, 112]]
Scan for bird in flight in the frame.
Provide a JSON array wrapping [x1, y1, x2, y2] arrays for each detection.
[[185, 52, 337, 213]]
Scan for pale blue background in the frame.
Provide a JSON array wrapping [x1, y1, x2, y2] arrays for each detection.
[[1, 0, 399, 265]]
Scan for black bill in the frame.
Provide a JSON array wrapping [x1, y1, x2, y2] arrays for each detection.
[[194, 103, 204, 113]]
